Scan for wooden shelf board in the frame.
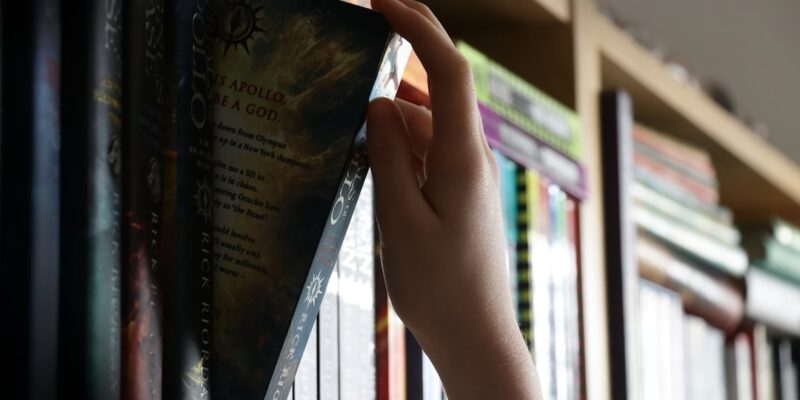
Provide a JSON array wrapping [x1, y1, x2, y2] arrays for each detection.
[[595, 15, 800, 226], [422, 0, 570, 29]]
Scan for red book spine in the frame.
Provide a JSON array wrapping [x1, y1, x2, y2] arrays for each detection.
[[634, 152, 718, 204]]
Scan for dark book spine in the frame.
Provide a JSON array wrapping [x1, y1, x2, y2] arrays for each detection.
[[59, 0, 124, 398], [163, 0, 214, 399], [122, 0, 167, 398], [318, 265, 340, 400], [1, 1, 61, 398], [265, 130, 371, 399]]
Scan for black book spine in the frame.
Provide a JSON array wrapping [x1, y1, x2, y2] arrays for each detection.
[[122, 0, 167, 398], [59, 0, 124, 398], [163, 0, 214, 398], [2, 0, 61, 398]]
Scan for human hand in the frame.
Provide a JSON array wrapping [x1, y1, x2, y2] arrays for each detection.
[[367, 0, 541, 398]]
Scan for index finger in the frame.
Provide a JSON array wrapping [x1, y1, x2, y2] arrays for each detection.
[[371, 0, 485, 159]]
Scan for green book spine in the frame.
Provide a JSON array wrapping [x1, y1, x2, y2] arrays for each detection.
[[459, 42, 582, 161]]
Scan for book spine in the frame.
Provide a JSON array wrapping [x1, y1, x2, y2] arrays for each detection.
[[632, 124, 714, 177], [632, 182, 739, 245], [759, 238, 800, 284], [164, 0, 214, 399], [516, 169, 533, 348], [338, 176, 376, 400], [533, 176, 554, 400], [634, 152, 718, 204], [458, 42, 582, 160], [2, 1, 61, 398], [480, 104, 588, 200], [318, 265, 340, 400], [633, 203, 748, 276], [492, 150, 519, 317], [636, 234, 744, 331], [376, 239, 407, 400], [122, 0, 167, 398], [59, 0, 124, 397], [265, 129, 371, 399], [293, 322, 318, 400], [633, 142, 717, 188]]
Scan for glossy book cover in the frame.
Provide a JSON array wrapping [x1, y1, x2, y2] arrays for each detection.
[[209, 0, 411, 399]]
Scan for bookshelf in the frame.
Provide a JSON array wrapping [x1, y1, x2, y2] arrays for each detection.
[[419, 0, 800, 400], [595, 14, 800, 226]]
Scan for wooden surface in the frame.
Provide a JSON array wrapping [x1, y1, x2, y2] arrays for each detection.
[[572, 2, 611, 400], [594, 14, 800, 226]]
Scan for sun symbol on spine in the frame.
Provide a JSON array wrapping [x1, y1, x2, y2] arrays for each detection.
[[194, 179, 213, 223], [216, 0, 265, 56], [304, 272, 325, 308]]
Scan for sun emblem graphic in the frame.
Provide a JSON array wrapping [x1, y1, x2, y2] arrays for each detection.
[[304, 272, 325, 308], [193, 179, 213, 223], [216, 0, 265, 56]]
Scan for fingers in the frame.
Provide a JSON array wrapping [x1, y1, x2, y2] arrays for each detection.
[[372, 0, 484, 163], [396, 98, 432, 161], [367, 98, 436, 236]]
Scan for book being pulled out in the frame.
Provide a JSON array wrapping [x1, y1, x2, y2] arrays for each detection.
[[209, 1, 411, 399]]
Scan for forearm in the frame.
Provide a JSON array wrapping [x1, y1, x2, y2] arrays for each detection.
[[413, 299, 543, 400]]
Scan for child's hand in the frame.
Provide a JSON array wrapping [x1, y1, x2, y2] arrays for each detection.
[[368, 0, 541, 398]]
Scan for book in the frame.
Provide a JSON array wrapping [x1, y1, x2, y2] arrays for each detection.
[[58, 0, 123, 398], [293, 322, 318, 400], [742, 234, 800, 285], [376, 240, 407, 400], [726, 332, 755, 400], [633, 141, 717, 188], [774, 339, 798, 400], [318, 265, 340, 400], [209, 2, 410, 398], [459, 42, 582, 161], [492, 150, 519, 316], [633, 202, 749, 277], [633, 123, 716, 181], [338, 175, 376, 400], [745, 267, 800, 336], [122, 0, 168, 397], [481, 104, 588, 199], [632, 182, 739, 245], [751, 325, 777, 400], [634, 151, 719, 204], [516, 168, 534, 347], [634, 166, 732, 223], [1, 1, 61, 398], [163, 1, 216, 399], [636, 234, 744, 331]]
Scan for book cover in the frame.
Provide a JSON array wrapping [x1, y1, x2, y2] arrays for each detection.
[[338, 175, 376, 399], [458, 42, 582, 161], [209, 2, 411, 398], [58, 0, 123, 398], [122, 0, 168, 398], [1, 1, 61, 398], [163, 0, 216, 399]]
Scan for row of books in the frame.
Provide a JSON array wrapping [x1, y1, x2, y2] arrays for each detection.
[[2, 1, 411, 399], [637, 281, 800, 400]]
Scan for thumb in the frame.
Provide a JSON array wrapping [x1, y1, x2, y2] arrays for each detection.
[[367, 98, 433, 237]]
